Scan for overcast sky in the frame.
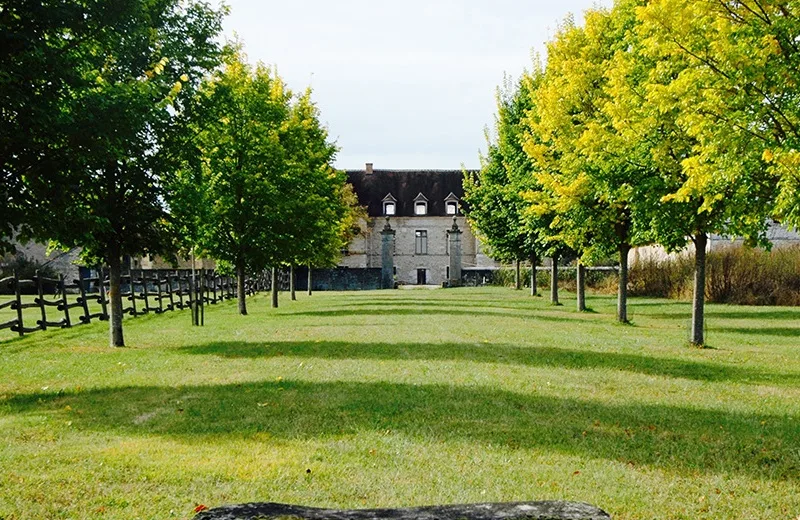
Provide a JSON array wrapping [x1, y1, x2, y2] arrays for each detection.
[[221, 0, 612, 170]]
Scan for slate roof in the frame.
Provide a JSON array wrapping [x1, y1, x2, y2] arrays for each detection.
[[345, 169, 473, 217]]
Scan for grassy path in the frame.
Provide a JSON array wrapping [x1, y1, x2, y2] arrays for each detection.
[[1, 288, 798, 519]]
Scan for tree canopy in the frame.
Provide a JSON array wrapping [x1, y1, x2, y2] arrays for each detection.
[[170, 52, 357, 315], [2, 0, 226, 346], [474, 0, 796, 344]]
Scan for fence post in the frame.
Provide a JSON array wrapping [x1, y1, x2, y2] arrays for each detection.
[[200, 268, 203, 327], [141, 269, 151, 313], [59, 274, 71, 328], [13, 270, 24, 336], [35, 269, 47, 331], [78, 270, 91, 323], [99, 267, 108, 320], [128, 271, 137, 316], [155, 271, 164, 313], [167, 271, 175, 312]]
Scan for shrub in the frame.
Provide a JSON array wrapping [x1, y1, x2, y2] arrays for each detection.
[[0, 254, 60, 294], [491, 264, 618, 293], [629, 245, 800, 306]]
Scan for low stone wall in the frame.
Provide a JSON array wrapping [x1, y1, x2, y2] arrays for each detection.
[[194, 501, 611, 520], [294, 267, 383, 291], [462, 268, 498, 287]]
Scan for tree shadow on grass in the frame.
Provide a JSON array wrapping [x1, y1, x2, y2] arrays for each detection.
[[290, 306, 584, 323], [5, 380, 798, 481], [713, 327, 800, 338], [178, 341, 799, 387], [644, 309, 800, 321]]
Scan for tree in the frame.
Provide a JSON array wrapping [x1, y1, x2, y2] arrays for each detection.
[[274, 88, 359, 294], [300, 182, 367, 295], [463, 73, 549, 296], [174, 53, 293, 316], [10, 0, 225, 346], [528, 6, 665, 321], [1, 0, 98, 252], [604, 0, 775, 344], [173, 53, 353, 313], [638, 0, 798, 232]]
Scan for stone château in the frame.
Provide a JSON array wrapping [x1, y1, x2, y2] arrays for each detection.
[[340, 163, 498, 286]]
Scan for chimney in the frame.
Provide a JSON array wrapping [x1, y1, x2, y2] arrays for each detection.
[[365, 162, 374, 174]]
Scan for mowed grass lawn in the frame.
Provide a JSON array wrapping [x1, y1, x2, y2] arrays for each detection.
[[1, 287, 799, 520]]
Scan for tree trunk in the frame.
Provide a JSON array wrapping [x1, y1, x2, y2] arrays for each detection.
[[290, 265, 296, 301], [271, 267, 279, 308], [307, 263, 312, 296], [514, 259, 521, 290], [618, 243, 631, 323], [236, 260, 247, 315], [576, 261, 586, 312], [530, 251, 538, 297], [108, 248, 124, 347], [691, 233, 707, 346], [550, 254, 559, 305]]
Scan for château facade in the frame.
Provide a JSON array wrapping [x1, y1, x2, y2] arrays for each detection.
[[340, 164, 498, 286]]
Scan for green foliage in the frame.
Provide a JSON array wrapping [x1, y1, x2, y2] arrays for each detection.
[[528, 5, 663, 264], [171, 51, 355, 277], [463, 73, 549, 263], [637, 0, 797, 231], [3, 0, 226, 265], [0, 254, 60, 294]]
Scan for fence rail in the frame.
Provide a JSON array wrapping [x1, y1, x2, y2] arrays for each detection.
[[0, 268, 273, 338]]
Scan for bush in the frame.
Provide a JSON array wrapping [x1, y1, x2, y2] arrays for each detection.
[[629, 245, 800, 306], [628, 254, 694, 300], [0, 254, 60, 294], [491, 264, 618, 293]]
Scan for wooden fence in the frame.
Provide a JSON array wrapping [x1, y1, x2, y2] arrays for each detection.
[[0, 268, 272, 338]]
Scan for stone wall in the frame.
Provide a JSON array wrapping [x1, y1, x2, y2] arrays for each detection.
[[462, 267, 498, 287], [294, 267, 382, 291]]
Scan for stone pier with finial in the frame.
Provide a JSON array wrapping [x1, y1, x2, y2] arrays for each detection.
[[380, 217, 396, 289]]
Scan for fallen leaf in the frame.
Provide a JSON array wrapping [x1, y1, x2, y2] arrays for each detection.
[[193, 504, 208, 513]]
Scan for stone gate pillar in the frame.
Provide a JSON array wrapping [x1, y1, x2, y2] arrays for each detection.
[[448, 216, 462, 286], [381, 217, 395, 289]]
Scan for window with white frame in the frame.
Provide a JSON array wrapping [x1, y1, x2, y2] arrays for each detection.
[[383, 193, 397, 216], [413, 193, 428, 216], [444, 192, 459, 215]]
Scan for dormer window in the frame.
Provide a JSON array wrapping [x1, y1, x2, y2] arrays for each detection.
[[444, 192, 459, 215], [382, 193, 397, 216], [413, 193, 428, 216]]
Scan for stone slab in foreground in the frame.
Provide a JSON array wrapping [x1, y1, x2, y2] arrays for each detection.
[[193, 501, 611, 520]]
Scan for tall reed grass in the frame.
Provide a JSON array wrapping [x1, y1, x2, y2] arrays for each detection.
[[629, 245, 800, 306]]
